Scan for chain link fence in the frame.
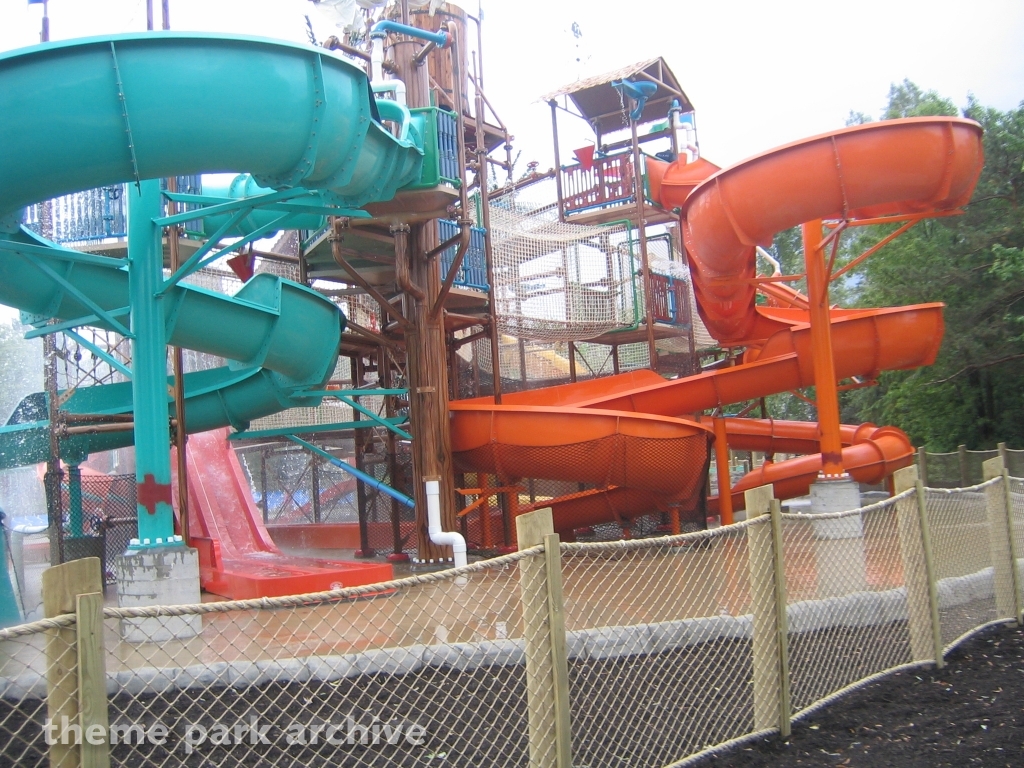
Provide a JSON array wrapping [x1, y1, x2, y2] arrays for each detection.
[[2, 458, 1022, 768], [561, 525, 755, 767], [57, 475, 137, 586], [923, 484, 999, 648]]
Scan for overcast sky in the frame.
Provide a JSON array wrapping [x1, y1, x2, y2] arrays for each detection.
[[2, 0, 1022, 172]]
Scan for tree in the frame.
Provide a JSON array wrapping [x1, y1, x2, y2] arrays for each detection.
[[882, 79, 957, 119], [841, 87, 1024, 449]]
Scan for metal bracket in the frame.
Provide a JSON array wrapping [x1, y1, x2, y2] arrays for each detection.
[[17, 254, 133, 338], [24, 306, 131, 340]]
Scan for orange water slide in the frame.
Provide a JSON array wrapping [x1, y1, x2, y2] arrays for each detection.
[[703, 418, 914, 512], [666, 117, 983, 343], [486, 419, 914, 531], [567, 304, 945, 415], [450, 306, 934, 526], [450, 117, 985, 535]]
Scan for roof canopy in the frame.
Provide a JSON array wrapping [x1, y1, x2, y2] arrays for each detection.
[[540, 57, 694, 135]]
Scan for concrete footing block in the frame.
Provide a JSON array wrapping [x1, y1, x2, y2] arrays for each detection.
[[808, 479, 868, 597], [809, 479, 864, 538], [114, 545, 202, 642]]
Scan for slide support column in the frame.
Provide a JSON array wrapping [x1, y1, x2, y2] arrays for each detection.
[[116, 180, 200, 637], [713, 417, 734, 525], [804, 220, 863, 535], [802, 220, 845, 479], [128, 180, 175, 546]]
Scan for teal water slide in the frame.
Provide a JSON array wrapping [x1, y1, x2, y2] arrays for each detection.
[[0, 30, 447, 613], [0, 32, 430, 468]]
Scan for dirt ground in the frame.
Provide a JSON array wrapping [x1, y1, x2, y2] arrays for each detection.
[[696, 622, 1024, 768]]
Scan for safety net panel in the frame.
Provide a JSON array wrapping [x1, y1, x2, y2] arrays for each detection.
[[487, 202, 639, 342]]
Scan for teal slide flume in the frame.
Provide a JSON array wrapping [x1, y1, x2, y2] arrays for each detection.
[[0, 32, 423, 227], [0, 32, 427, 469]]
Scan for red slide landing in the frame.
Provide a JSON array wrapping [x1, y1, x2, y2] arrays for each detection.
[[172, 428, 391, 599]]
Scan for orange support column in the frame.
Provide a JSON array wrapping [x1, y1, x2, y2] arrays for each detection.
[[713, 417, 734, 525], [480, 475, 493, 550], [802, 220, 846, 478]]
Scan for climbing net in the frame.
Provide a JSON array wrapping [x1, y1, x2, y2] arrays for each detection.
[[487, 183, 639, 342]]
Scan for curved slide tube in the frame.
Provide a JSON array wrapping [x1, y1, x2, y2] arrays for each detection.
[[0, 33, 429, 596], [0, 31, 429, 465], [672, 117, 983, 343], [723, 422, 913, 507], [451, 118, 984, 535], [0, 32, 423, 227]]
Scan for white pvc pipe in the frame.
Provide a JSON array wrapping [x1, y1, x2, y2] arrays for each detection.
[[373, 79, 407, 108], [425, 479, 467, 568], [370, 36, 384, 83], [369, 39, 407, 107]]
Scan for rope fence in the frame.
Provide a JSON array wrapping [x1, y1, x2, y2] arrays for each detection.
[[2, 458, 1022, 767], [917, 442, 1024, 487]]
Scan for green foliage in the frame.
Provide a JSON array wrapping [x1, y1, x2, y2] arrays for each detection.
[[883, 79, 958, 119], [845, 110, 873, 126], [0, 318, 42, 424], [842, 86, 1024, 449]]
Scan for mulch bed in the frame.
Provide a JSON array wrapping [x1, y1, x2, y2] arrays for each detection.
[[696, 622, 1024, 767]]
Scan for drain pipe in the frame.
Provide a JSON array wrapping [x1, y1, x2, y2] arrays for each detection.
[[369, 19, 450, 106], [370, 26, 386, 83], [425, 477, 467, 567], [392, 222, 425, 302], [755, 246, 783, 277]]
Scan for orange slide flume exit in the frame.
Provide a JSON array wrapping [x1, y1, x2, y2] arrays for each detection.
[[450, 117, 984, 535]]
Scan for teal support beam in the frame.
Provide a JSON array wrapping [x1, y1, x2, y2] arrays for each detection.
[[336, 395, 412, 440], [288, 436, 415, 508], [228, 416, 408, 441], [16, 253, 134, 337], [302, 388, 409, 398], [67, 463, 84, 538], [0, 235, 129, 269], [129, 180, 175, 546], [23, 307, 132, 340]]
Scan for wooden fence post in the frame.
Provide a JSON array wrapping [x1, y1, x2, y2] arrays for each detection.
[[1002, 462, 1024, 625], [958, 444, 969, 487], [893, 466, 944, 667], [983, 457, 1022, 624], [517, 508, 572, 768], [77, 592, 110, 768], [42, 557, 103, 768], [745, 485, 790, 737]]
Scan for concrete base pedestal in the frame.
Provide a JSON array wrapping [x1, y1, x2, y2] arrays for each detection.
[[810, 478, 864, 538], [809, 478, 867, 598], [115, 544, 202, 642]]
